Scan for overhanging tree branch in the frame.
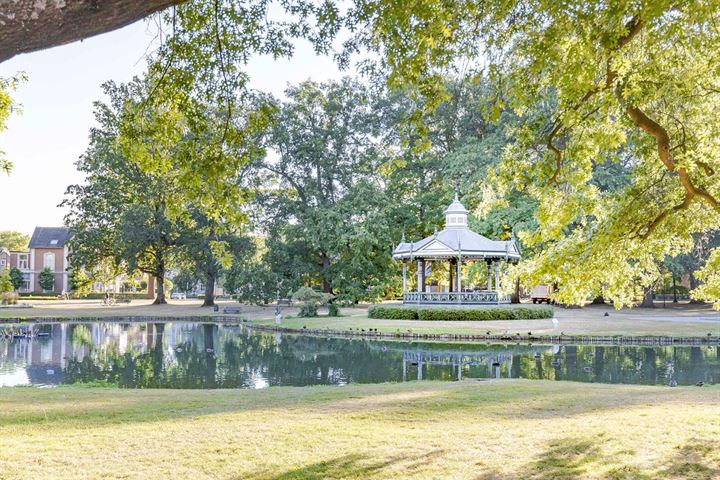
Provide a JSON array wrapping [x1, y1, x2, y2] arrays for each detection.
[[545, 15, 644, 185], [0, 0, 185, 64]]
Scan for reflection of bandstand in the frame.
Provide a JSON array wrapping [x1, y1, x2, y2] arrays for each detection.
[[393, 193, 521, 305], [402, 350, 517, 381]]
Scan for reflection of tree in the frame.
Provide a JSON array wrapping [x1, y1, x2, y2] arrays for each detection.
[[59, 323, 720, 388], [70, 324, 93, 348]]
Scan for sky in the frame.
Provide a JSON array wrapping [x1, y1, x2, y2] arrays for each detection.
[[0, 18, 347, 236]]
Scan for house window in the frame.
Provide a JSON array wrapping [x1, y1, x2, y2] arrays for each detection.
[[43, 252, 55, 270], [18, 254, 28, 270], [0, 259, 5, 267], [21, 273, 30, 291], [50, 239, 58, 245]]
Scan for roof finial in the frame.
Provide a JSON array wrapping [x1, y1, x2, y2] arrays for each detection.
[[453, 177, 459, 201], [401, 232, 406, 243]]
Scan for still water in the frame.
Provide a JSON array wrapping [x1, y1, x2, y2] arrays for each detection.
[[0, 322, 717, 388]]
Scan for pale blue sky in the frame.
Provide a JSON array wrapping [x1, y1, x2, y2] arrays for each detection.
[[0, 18, 346, 235]]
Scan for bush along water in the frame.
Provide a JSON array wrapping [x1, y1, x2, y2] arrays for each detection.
[[292, 287, 334, 317], [368, 305, 554, 321]]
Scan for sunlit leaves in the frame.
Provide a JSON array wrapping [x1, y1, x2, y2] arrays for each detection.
[[0, 73, 26, 174]]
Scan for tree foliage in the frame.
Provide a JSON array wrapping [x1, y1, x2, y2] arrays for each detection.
[[0, 230, 29, 251], [339, 1, 720, 306], [39, 267, 55, 292], [257, 79, 397, 302], [0, 74, 26, 174], [9, 267, 24, 291], [0, 269, 12, 294]]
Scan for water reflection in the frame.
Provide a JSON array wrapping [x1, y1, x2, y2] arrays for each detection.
[[0, 322, 717, 388]]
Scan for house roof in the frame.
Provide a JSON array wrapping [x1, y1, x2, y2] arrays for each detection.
[[393, 198, 521, 261], [28, 227, 71, 249]]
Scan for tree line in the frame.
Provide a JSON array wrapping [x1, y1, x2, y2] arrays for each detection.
[[60, 72, 718, 307], [2, 1, 718, 307]]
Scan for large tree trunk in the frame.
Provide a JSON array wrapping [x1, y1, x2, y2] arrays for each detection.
[[202, 272, 215, 307], [0, 0, 184, 64], [153, 271, 167, 305], [320, 252, 332, 294], [511, 277, 521, 304], [639, 286, 654, 308]]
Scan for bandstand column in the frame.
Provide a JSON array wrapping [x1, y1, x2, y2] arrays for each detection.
[[416, 260, 423, 293], [448, 260, 454, 292], [495, 262, 501, 292], [487, 261, 493, 290], [402, 262, 407, 294], [457, 258, 462, 293]]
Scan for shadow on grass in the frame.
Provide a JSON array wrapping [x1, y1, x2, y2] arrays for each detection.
[[475, 437, 720, 480], [656, 439, 720, 480], [252, 450, 446, 480], [475, 437, 602, 480]]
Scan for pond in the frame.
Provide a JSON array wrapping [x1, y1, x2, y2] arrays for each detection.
[[0, 321, 717, 388]]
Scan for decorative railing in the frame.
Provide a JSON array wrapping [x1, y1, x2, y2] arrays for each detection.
[[403, 291, 510, 305]]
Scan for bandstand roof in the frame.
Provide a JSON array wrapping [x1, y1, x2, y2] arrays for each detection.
[[393, 196, 521, 262]]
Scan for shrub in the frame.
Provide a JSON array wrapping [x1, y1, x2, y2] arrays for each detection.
[[0, 291, 19, 305], [328, 303, 341, 317], [299, 303, 319, 317], [0, 269, 12, 293], [81, 293, 149, 300], [368, 305, 419, 320], [39, 267, 55, 291], [292, 287, 333, 318], [368, 305, 553, 321]]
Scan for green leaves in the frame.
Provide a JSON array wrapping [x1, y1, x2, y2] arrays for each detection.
[[0, 73, 26, 174]]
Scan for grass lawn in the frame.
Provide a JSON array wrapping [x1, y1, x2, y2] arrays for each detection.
[[255, 306, 720, 338], [2, 300, 720, 339], [0, 380, 718, 479]]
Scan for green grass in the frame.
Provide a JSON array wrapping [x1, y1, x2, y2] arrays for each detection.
[[256, 311, 720, 338], [0, 380, 718, 479]]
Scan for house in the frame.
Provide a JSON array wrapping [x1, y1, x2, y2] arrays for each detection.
[[0, 246, 33, 291], [4, 226, 155, 296], [27, 227, 71, 293]]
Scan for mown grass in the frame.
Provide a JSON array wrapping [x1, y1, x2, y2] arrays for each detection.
[[2, 301, 719, 338], [255, 310, 720, 338], [0, 380, 718, 479]]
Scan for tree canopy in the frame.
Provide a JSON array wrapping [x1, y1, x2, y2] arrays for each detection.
[[8, 0, 720, 306], [0, 230, 29, 251]]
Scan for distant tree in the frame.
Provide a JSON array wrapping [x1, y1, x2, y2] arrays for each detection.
[[0, 230, 29, 251], [172, 269, 201, 294], [177, 209, 254, 307], [224, 257, 278, 305], [39, 268, 55, 292], [63, 79, 187, 305], [68, 268, 93, 298], [260, 79, 396, 301], [8, 267, 23, 291]]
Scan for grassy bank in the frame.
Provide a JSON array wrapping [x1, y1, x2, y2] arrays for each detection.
[[0, 380, 718, 479], [1, 300, 719, 339], [254, 309, 720, 338]]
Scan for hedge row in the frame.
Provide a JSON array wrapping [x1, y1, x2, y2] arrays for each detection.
[[18, 292, 150, 300], [368, 305, 554, 321], [367, 305, 420, 319]]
